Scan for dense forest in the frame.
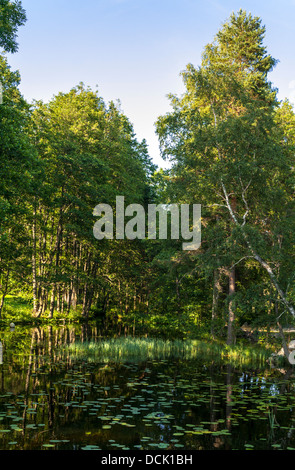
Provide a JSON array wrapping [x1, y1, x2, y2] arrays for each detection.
[[1, 2, 295, 352]]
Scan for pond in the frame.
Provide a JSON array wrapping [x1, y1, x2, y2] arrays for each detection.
[[0, 325, 295, 451]]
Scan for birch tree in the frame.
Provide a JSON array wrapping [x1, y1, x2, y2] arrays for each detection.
[[156, 10, 295, 343]]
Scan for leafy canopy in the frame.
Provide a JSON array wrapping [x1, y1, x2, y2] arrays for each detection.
[[0, 0, 26, 53]]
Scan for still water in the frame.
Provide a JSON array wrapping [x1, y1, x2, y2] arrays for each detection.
[[0, 325, 295, 450]]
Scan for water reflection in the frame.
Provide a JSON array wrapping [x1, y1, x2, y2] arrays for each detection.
[[0, 325, 294, 450]]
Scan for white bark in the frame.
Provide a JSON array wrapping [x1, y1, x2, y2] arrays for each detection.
[[221, 180, 295, 319]]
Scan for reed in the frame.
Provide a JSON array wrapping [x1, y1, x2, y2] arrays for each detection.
[[65, 336, 270, 366]]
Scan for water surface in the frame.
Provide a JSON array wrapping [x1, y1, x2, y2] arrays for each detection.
[[0, 325, 294, 450]]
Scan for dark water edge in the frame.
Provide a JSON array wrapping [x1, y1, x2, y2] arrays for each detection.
[[0, 325, 295, 452]]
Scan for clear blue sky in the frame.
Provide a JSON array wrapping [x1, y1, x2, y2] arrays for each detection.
[[7, 0, 295, 168]]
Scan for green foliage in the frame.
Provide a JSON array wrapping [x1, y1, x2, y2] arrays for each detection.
[[65, 335, 270, 366], [0, 0, 26, 53], [155, 9, 295, 337], [0, 52, 37, 317], [0, 295, 32, 324]]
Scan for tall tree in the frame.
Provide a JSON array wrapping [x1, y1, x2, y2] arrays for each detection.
[[0, 55, 35, 317], [29, 84, 154, 319], [156, 10, 295, 343]]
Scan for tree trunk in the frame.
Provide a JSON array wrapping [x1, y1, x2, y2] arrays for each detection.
[[32, 203, 39, 315], [0, 269, 10, 319], [211, 269, 221, 338], [49, 286, 55, 318], [176, 276, 181, 311], [57, 286, 61, 312], [125, 284, 129, 315], [221, 181, 295, 319], [82, 283, 88, 316], [67, 286, 73, 315], [119, 281, 123, 315], [227, 267, 236, 345], [277, 321, 290, 359]]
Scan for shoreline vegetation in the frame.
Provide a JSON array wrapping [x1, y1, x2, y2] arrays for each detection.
[[0, 295, 287, 367], [64, 337, 272, 367]]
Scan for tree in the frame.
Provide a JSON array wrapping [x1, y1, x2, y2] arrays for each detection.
[[0, 0, 26, 53], [0, 1, 32, 317], [29, 84, 154, 319], [156, 10, 295, 344], [0, 54, 35, 317]]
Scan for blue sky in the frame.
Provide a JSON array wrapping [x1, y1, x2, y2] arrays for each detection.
[[7, 0, 295, 168]]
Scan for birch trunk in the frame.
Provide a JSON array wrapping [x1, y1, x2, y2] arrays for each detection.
[[221, 181, 295, 319]]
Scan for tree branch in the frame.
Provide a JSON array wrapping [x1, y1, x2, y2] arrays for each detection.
[[221, 179, 295, 318]]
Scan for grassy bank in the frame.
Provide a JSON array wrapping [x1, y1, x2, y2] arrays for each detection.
[[0, 295, 81, 325]]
